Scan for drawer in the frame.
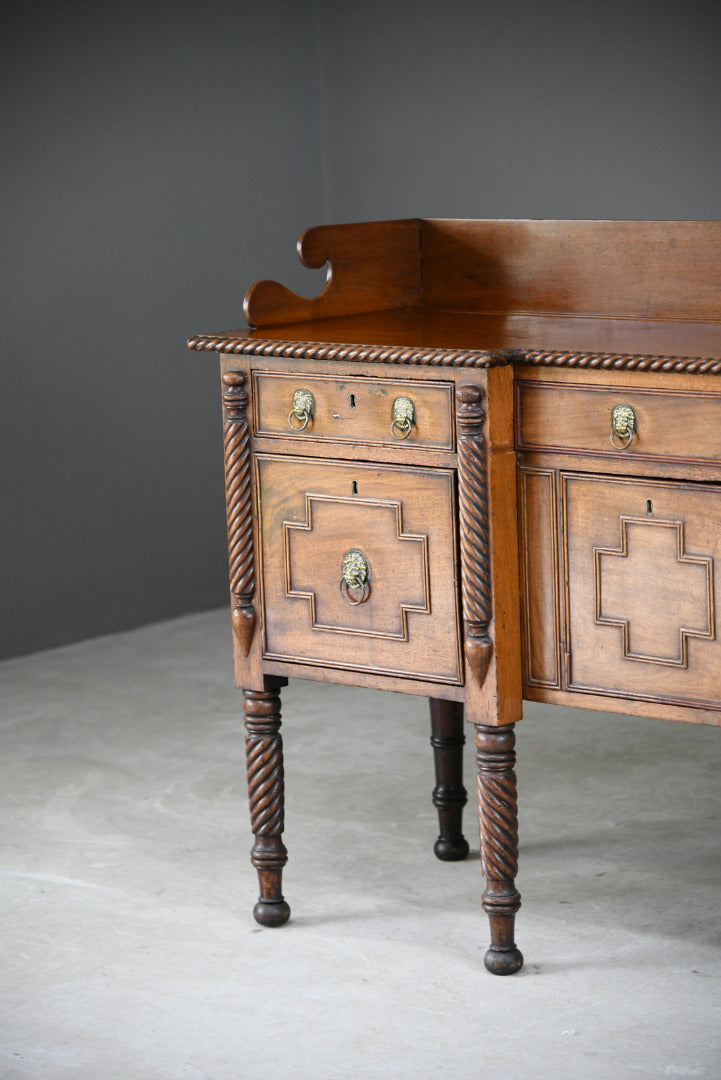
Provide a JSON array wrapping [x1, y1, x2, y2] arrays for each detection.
[[516, 380, 721, 464], [255, 454, 463, 684], [252, 371, 455, 451]]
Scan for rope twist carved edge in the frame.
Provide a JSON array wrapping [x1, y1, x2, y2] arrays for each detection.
[[520, 350, 721, 374], [192, 336, 498, 367], [191, 336, 721, 375], [222, 372, 257, 657]]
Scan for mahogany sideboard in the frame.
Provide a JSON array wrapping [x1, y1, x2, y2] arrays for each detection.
[[189, 219, 721, 974]]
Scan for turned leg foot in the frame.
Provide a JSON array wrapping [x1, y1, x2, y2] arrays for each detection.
[[244, 679, 290, 927], [475, 723, 523, 975], [429, 699, 469, 861]]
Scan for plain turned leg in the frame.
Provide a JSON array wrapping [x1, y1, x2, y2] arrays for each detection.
[[475, 723, 523, 975], [429, 699, 470, 861], [243, 679, 290, 927]]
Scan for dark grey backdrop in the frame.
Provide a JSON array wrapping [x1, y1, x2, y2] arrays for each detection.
[[3, 0, 720, 659]]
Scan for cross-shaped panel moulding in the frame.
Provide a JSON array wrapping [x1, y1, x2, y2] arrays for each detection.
[[594, 516, 715, 667], [283, 493, 430, 640]]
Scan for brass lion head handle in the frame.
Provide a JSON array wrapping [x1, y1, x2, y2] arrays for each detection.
[[610, 403, 637, 449], [391, 396, 415, 439], [288, 388, 315, 431], [340, 549, 370, 605]]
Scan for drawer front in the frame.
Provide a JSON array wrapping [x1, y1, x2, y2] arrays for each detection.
[[253, 371, 455, 450], [256, 454, 463, 684], [516, 380, 721, 464], [564, 473, 721, 710]]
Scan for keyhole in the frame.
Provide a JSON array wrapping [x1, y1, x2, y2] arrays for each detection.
[[351, 480, 358, 495], [646, 499, 653, 514], [349, 393, 356, 408]]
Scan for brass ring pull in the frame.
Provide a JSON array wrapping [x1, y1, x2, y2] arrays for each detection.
[[390, 396, 415, 440], [339, 549, 370, 605], [610, 429, 634, 450], [610, 403, 637, 450], [288, 388, 315, 431]]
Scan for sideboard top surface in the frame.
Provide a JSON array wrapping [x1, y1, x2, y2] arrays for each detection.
[[189, 219, 721, 370]]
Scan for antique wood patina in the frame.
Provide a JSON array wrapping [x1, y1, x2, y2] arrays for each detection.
[[190, 219, 721, 973]]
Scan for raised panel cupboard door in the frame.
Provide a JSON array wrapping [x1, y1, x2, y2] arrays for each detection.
[[563, 474, 721, 710], [255, 454, 463, 684]]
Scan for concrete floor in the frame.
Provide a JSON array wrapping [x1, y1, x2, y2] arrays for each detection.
[[1, 610, 720, 1080]]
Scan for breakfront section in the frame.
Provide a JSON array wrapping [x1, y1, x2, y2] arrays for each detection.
[[218, 350, 523, 973], [516, 366, 721, 724], [249, 365, 462, 689]]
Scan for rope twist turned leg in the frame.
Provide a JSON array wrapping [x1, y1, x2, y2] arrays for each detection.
[[244, 683, 290, 927], [475, 723, 523, 974]]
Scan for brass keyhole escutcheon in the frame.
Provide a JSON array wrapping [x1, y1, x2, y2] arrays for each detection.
[[288, 388, 315, 431], [610, 403, 637, 449], [340, 549, 371, 605], [390, 396, 415, 439]]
